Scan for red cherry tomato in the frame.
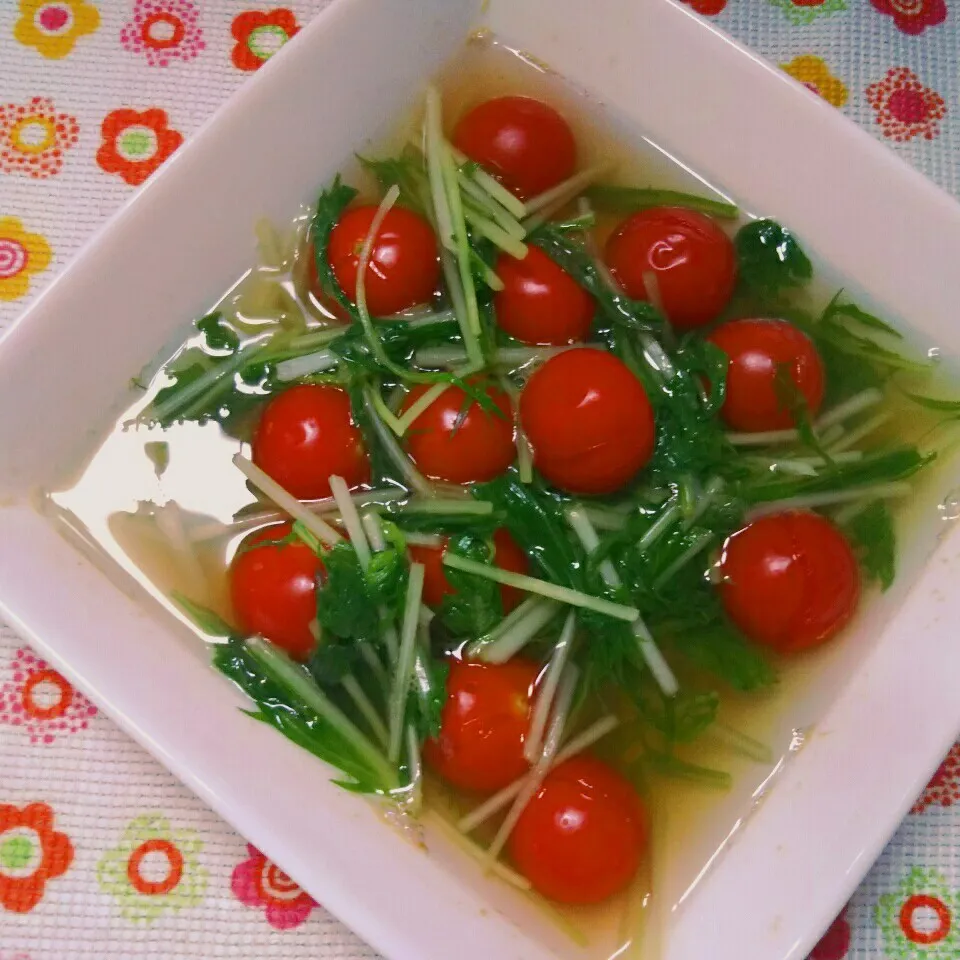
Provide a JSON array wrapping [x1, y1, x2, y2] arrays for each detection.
[[604, 207, 737, 331], [707, 318, 825, 432], [326, 205, 440, 317], [410, 529, 529, 612], [509, 754, 648, 904], [520, 348, 655, 495], [424, 658, 540, 793], [719, 511, 860, 653], [229, 522, 322, 662], [401, 380, 515, 484], [252, 384, 370, 501], [494, 247, 595, 345], [452, 96, 577, 200]]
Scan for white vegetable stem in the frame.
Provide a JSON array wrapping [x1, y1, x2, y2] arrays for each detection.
[[424, 88, 456, 251], [388, 562, 425, 763], [827, 411, 892, 454], [458, 714, 619, 834], [524, 611, 577, 762], [329, 475, 371, 570], [361, 387, 434, 498], [232, 454, 342, 546], [566, 506, 619, 587], [522, 163, 612, 224], [442, 553, 639, 622], [274, 349, 338, 381], [341, 675, 388, 746], [474, 599, 560, 664], [450, 144, 527, 220], [747, 481, 912, 518]]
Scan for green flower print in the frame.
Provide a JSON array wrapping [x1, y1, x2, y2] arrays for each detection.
[[96, 814, 207, 923], [877, 867, 960, 960], [766, 0, 846, 26]]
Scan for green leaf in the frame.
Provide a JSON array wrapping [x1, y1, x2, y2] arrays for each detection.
[[197, 312, 240, 353], [635, 687, 720, 744], [358, 148, 429, 215], [734, 219, 812, 297], [307, 642, 364, 686], [316, 542, 380, 641], [664, 621, 777, 692], [366, 546, 409, 618], [585, 184, 739, 220], [904, 393, 960, 413], [411, 653, 448, 740], [824, 298, 903, 340], [171, 592, 234, 637], [772, 362, 830, 458], [436, 533, 504, 637], [844, 500, 896, 590], [310, 176, 361, 319]]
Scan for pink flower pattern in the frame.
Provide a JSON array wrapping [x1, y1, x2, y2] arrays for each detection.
[[231, 845, 317, 930], [120, 0, 205, 67], [866, 67, 946, 142], [869, 0, 947, 34], [0, 647, 97, 744], [913, 742, 960, 813]]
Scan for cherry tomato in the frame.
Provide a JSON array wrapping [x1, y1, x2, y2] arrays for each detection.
[[520, 348, 655, 495], [410, 529, 529, 612], [326, 204, 440, 317], [494, 247, 595, 345], [424, 658, 540, 793], [719, 511, 860, 653], [452, 96, 577, 200], [604, 207, 737, 331], [509, 754, 648, 904], [707, 318, 825, 432], [401, 380, 515, 484], [229, 522, 322, 662], [252, 384, 370, 501]]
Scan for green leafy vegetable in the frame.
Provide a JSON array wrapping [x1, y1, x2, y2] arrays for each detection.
[[359, 147, 429, 214], [734, 219, 812, 297], [585, 184, 739, 220], [316, 542, 380, 642], [436, 533, 504, 637], [844, 500, 896, 590]]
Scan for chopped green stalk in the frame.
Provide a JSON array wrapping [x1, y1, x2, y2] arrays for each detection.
[[394, 381, 448, 435], [551, 211, 596, 233], [686, 477, 725, 528], [639, 332, 676, 381], [439, 249, 472, 355], [396, 497, 491, 514], [399, 530, 445, 548], [388, 562, 425, 763], [232, 454, 343, 546], [471, 594, 542, 649], [747, 481, 911, 517], [459, 174, 526, 238], [707, 722, 773, 764], [274, 349, 337, 381], [566, 506, 620, 587], [816, 388, 884, 430], [582, 504, 630, 532], [523, 163, 612, 223], [287, 325, 346, 350], [498, 376, 533, 484], [458, 714, 618, 834], [473, 598, 561, 663], [585, 184, 739, 219], [632, 617, 680, 697], [368, 386, 406, 436], [525, 611, 577, 762], [418, 604, 435, 627], [245, 637, 396, 789], [361, 387, 434, 498], [360, 643, 388, 683], [450, 144, 527, 220], [405, 723, 423, 815], [442, 553, 640, 622], [486, 664, 579, 862], [415, 344, 571, 369], [646, 753, 732, 789], [638, 503, 680, 554], [464, 206, 529, 259], [727, 428, 804, 447], [469, 250, 506, 291], [361, 510, 386, 551], [342, 674, 389, 746], [424, 88, 456, 251], [652, 531, 714, 589], [642, 271, 666, 319], [832, 498, 874, 525], [828, 412, 892, 454], [329, 475, 372, 570]]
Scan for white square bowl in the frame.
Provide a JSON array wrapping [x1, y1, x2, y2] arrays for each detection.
[[2, 1, 960, 958]]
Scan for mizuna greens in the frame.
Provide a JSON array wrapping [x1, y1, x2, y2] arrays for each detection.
[[133, 79, 952, 910]]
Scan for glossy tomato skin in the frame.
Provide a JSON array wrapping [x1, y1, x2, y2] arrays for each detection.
[[719, 511, 860, 653], [252, 384, 370, 501], [401, 380, 515, 484], [520, 348, 655, 495], [424, 658, 540, 793], [410, 529, 529, 612], [707, 318, 825, 432], [605, 207, 736, 331], [452, 96, 576, 200], [229, 522, 322, 662], [326, 204, 440, 317], [509, 754, 648, 904], [494, 247, 595, 345]]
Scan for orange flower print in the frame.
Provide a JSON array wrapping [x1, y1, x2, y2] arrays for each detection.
[[0, 648, 97, 743], [0, 803, 73, 914], [231, 9, 300, 71], [866, 68, 946, 142], [96, 108, 183, 186], [0, 97, 79, 179]]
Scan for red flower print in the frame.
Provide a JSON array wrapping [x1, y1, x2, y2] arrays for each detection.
[[231, 844, 317, 929], [0, 647, 96, 743], [231, 9, 300, 71], [680, 0, 727, 13], [0, 97, 79, 179], [0, 803, 73, 914], [870, 0, 946, 34], [913, 741, 960, 813], [808, 906, 851, 960], [96, 108, 183, 186], [121, 0, 205, 68], [866, 68, 946, 142]]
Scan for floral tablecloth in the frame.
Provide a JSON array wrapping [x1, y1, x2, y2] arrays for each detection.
[[1, 1, 959, 957]]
